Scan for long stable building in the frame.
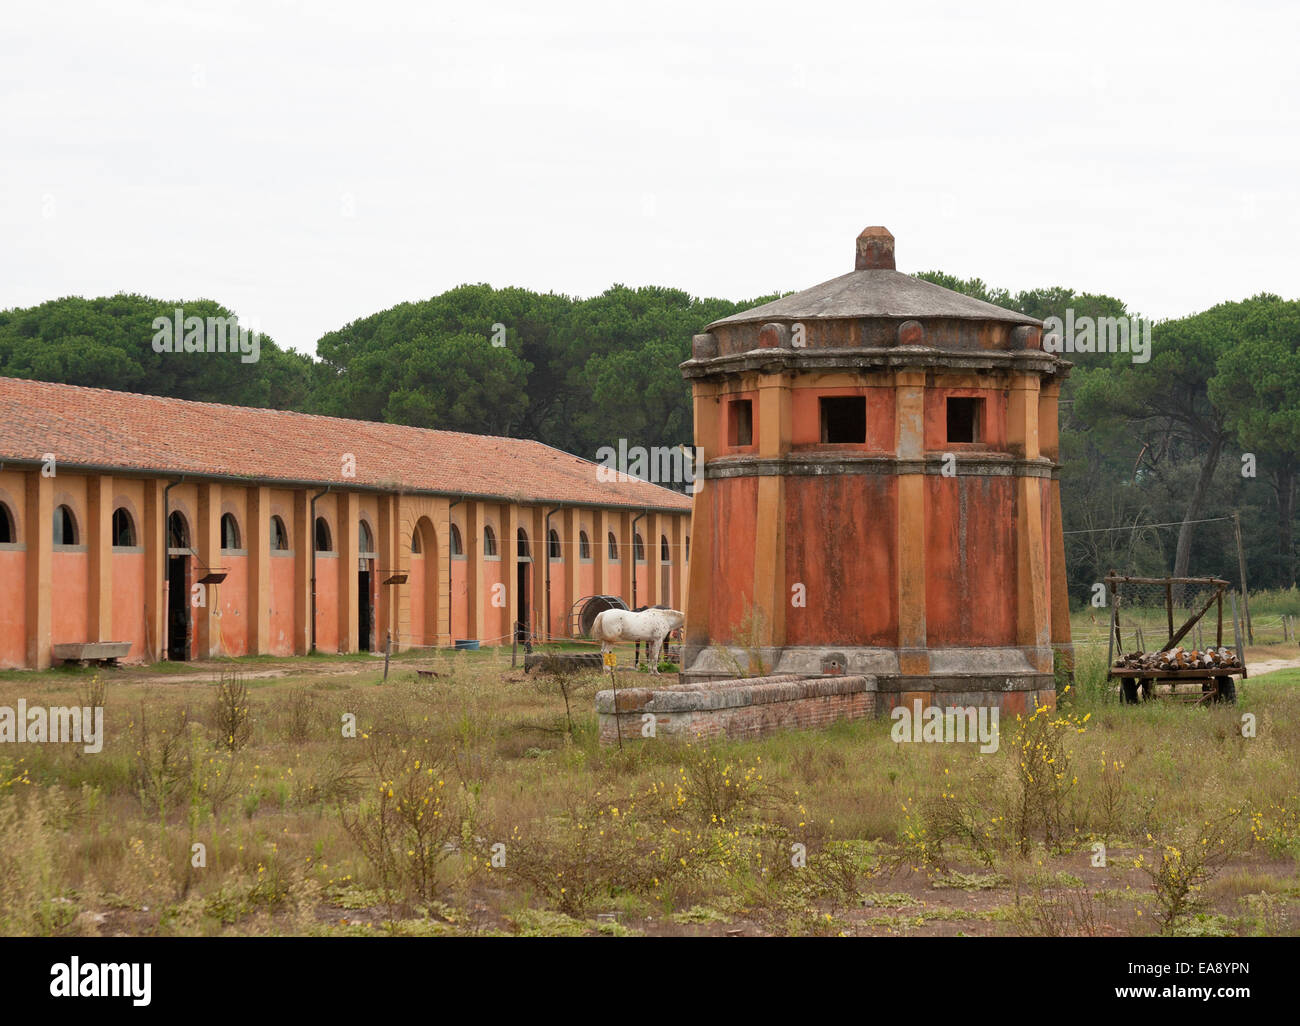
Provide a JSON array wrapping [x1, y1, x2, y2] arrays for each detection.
[[0, 377, 691, 669]]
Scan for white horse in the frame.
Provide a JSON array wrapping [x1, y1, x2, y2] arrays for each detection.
[[591, 607, 685, 674]]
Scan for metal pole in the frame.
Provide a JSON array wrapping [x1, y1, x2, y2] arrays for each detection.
[[1232, 510, 1253, 642], [610, 662, 622, 750], [383, 630, 391, 681]]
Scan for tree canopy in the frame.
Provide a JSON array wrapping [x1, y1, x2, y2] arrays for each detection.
[[3, 277, 1298, 599]]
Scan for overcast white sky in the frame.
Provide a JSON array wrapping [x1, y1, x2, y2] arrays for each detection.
[[3, 0, 1297, 356]]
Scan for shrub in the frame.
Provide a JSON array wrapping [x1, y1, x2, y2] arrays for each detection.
[[211, 672, 251, 752]]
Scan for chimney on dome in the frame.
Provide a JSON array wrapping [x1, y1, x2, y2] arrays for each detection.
[[855, 226, 895, 270]]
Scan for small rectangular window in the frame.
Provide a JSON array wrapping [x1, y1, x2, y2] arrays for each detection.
[[946, 397, 983, 443], [819, 396, 867, 444], [729, 399, 753, 447]]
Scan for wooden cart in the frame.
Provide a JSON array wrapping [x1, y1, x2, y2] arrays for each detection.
[[1105, 574, 1247, 705]]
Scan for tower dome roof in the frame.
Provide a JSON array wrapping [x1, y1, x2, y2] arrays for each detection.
[[706, 227, 1040, 330]]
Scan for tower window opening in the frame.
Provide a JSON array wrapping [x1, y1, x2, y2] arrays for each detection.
[[946, 397, 983, 444], [819, 396, 867, 444]]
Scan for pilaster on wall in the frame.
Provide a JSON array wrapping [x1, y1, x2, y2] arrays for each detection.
[[436, 497, 451, 645], [752, 374, 790, 648], [25, 470, 53, 669], [894, 371, 928, 675], [87, 474, 113, 643], [143, 480, 165, 662], [1009, 379, 1050, 669], [646, 511, 663, 608], [619, 511, 634, 606], [504, 503, 520, 637], [592, 508, 608, 595], [531, 506, 547, 638], [336, 490, 357, 653], [248, 486, 270, 654], [1006, 377, 1041, 460], [676, 509, 686, 608], [293, 490, 310, 654], [196, 482, 221, 658], [465, 500, 484, 641], [562, 507, 580, 638], [379, 494, 398, 650], [685, 382, 719, 650], [1039, 380, 1072, 658]]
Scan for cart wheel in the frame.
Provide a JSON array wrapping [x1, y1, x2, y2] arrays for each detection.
[[1215, 676, 1236, 704], [1139, 678, 1152, 700], [1121, 677, 1139, 704]]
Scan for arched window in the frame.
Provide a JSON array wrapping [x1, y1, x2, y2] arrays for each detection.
[[483, 525, 498, 556], [0, 502, 15, 544], [450, 524, 463, 556], [517, 528, 530, 559], [314, 517, 333, 552], [578, 530, 591, 559], [271, 515, 289, 551], [112, 508, 137, 547], [633, 532, 645, 563], [548, 529, 561, 559], [359, 520, 375, 555], [411, 529, 422, 554], [661, 535, 670, 562], [608, 532, 619, 560], [168, 511, 190, 550], [53, 505, 78, 546], [220, 513, 241, 551]]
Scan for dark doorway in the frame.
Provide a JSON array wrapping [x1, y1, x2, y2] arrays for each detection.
[[516, 561, 529, 636], [167, 556, 190, 661], [358, 567, 373, 652]]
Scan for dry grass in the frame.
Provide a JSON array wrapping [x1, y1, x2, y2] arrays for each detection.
[[1, 644, 1299, 936]]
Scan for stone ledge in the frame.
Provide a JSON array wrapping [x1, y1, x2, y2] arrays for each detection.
[[596, 674, 877, 745]]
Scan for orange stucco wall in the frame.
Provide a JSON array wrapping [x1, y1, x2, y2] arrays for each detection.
[[217, 555, 249, 657], [450, 557, 467, 640], [784, 474, 898, 645], [0, 549, 26, 667], [708, 476, 758, 641], [51, 551, 88, 645], [314, 555, 339, 652], [409, 551, 427, 646], [111, 551, 146, 661], [923, 386, 1007, 451], [924, 475, 1017, 646], [269, 554, 296, 655], [0, 464, 689, 667], [791, 384, 896, 450]]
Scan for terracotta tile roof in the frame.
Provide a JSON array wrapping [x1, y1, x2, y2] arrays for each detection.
[[0, 377, 692, 513]]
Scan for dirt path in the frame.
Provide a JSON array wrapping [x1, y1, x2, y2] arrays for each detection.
[[103, 656, 388, 686], [1242, 656, 1300, 677]]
